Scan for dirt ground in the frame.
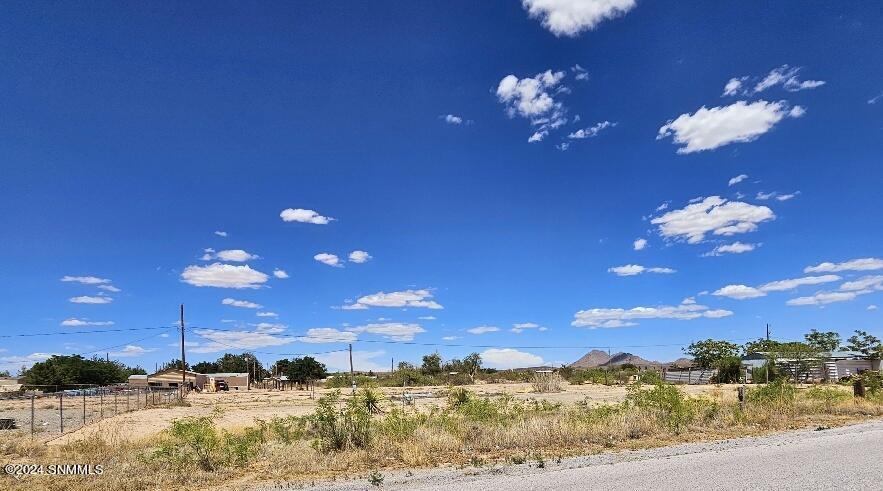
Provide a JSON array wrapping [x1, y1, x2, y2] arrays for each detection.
[[43, 382, 751, 446]]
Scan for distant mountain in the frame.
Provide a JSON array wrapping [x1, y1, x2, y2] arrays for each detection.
[[570, 350, 690, 368], [569, 350, 611, 368]]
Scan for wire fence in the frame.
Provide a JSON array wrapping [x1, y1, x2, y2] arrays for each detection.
[[0, 385, 185, 440]]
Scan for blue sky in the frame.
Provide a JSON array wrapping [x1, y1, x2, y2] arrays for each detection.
[[1, 1, 882, 373]]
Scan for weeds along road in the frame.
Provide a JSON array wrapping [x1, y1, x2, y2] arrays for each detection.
[[289, 420, 883, 491]]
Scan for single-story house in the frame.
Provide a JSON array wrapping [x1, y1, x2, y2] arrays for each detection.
[[128, 369, 249, 391], [0, 376, 25, 392], [741, 351, 880, 382]]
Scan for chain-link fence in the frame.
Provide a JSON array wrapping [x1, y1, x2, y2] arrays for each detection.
[[0, 385, 185, 440]]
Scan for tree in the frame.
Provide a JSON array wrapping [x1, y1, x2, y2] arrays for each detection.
[[743, 338, 783, 355], [216, 352, 266, 381], [191, 361, 220, 374], [159, 359, 189, 371], [0, 370, 10, 378], [804, 330, 841, 352], [462, 353, 482, 383], [287, 356, 327, 387], [23, 355, 143, 388], [847, 330, 882, 359], [684, 339, 741, 369], [421, 353, 442, 376], [270, 358, 291, 377]]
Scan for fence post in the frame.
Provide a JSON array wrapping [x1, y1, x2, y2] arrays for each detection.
[[59, 392, 64, 434], [82, 389, 86, 425], [30, 394, 35, 438]]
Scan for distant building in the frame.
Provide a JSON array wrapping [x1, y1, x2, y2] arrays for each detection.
[[0, 376, 25, 392], [741, 351, 880, 382], [128, 368, 249, 391]]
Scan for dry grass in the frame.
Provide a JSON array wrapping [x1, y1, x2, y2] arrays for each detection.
[[2, 383, 882, 491]]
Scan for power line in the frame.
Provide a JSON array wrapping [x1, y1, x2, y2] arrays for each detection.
[[0, 326, 174, 339], [188, 329, 350, 357], [80, 329, 174, 357]]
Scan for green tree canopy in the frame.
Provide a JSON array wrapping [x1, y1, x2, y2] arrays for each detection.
[[462, 353, 482, 382], [191, 361, 220, 374], [847, 330, 882, 359], [0, 370, 11, 378], [159, 359, 189, 371], [804, 329, 841, 352], [685, 339, 741, 369], [287, 356, 327, 384], [421, 353, 442, 376], [23, 355, 144, 388]]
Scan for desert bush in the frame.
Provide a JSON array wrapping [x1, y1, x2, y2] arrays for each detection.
[[266, 416, 307, 443], [745, 379, 796, 407], [625, 383, 697, 430], [859, 371, 883, 394], [446, 386, 472, 408], [310, 391, 372, 452], [531, 372, 562, 393], [804, 386, 851, 411], [154, 415, 221, 471], [637, 370, 662, 384]]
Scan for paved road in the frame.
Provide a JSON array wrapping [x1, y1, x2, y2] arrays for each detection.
[[294, 421, 883, 490]]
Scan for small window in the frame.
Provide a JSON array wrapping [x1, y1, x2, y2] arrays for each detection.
[[168, 383, 179, 387]]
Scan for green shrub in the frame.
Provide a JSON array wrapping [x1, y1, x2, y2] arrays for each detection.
[[310, 391, 372, 452], [446, 386, 472, 408], [266, 416, 307, 443], [859, 371, 883, 394], [804, 386, 850, 410], [745, 379, 795, 407], [637, 370, 662, 384], [154, 415, 221, 471], [625, 383, 696, 430]]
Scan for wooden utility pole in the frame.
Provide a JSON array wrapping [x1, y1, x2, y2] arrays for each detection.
[[180, 304, 186, 388], [766, 323, 770, 341], [349, 343, 355, 394]]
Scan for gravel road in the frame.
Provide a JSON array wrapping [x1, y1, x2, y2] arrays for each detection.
[[269, 420, 883, 491]]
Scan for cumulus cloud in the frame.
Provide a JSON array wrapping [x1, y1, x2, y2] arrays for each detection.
[[348, 250, 372, 264], [181, 263, 268, 289], [342, 289, 443, 310], [60, 318, 114, 327], [109, 345, 157, 357], [97, 284, 121, 293], [442, 336, 460, 341], [658, 100, 804, 154], [280, 208, 334, 224], [804, 258, 883, 273], [0, 352, 57, 368], [418, 316, 437, 321], [723, 65, 825, 97], [201, 249, 259, 262], [759, 274, 842, 292], [633, 238, 647, 251], [713, 284, 766, 300], [317, 350, 386, 372], [314, 253, 342, 267], [651, 196, 774, 244], [442, 114, 464, 125], [297, 328, 357, 344], [481, 348, 545, 369], [571, 300, 731, 328], [273, 269, 289, 279], [221, 298, 262, 309], [704, 241, 758, 256], [214, 230, 228, 237], [567, 120, 615, 139], [571, 64, 589, 81], [61, 275, 111, 285], [69, 295, 113, 304], [190, 327, 293, 353], [728, 174, 748, 186], [607, 264, 676, 276], [256, 311, 278, 318], [496, 70, 569, 143], [839, 275, 883, 292], [347, 322, 426, 341], [467, 325, 500, 334], [786, 290, 871, 306], [869, 304, 879, 311], [511, 322, 547, 333], [522, 0, 636, 37]]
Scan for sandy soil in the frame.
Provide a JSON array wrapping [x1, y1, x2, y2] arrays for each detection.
[[45, 382, 747, 445]]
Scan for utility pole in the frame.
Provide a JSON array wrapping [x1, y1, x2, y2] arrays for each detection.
[[391, 357, 394, 373], [349, 343, 355, 395], [180, 304, 186, 388], [766, 323, 770, 341]]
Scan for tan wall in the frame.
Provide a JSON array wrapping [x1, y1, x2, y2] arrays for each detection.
[[128, 377, 148, 388], [211, 375, 248, 388], [148, 370, 206, 388]]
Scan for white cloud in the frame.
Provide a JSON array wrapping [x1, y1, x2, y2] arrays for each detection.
[[202, 249, 259, 262], [467, 325, 500, 335], [759, 274, 842, 292], [869, 304, 879, 311], [347, 322, 426, 341], [756, 191, 800, 201], [190, 328, 293, 353], [511, 322, 544, 333], [70, 295, 113, 304], [651, 196, 774, 244], [181, 263, 269, 289], [786, 290, 871, 306], [297, 328, 357, 344], [97, 284, 121, 292], [348, 250, 372, 264], [713, 284, 766, 300], [571, 64, 589, 81], [633, 238, 647, 251], [805, 258, 883, 273], [314, 253, 342, 268], [316, 350, 386, 372], [522, 0, 637, 37], [342, 289, 443, 310], [221, 297, 262, 309], [555, 142, 570, 151], [657, 100, 804, 154], [273, 269, 289, 279], [443, 114, 463, 125], [214, 230, 228, 237], [109, 345, 156, 357], [442, 336, 460, 341], [567, 120, 615, 139], [61, 318, 114, 327], [722, 77, 747, 97], [481, 348, 545, 369], [776, 192, 799, 201], [608, 264, 676, 276], [869, 92, 883, 105], [280, 208, 334, 225], [256, 311, 278, 318], [418, 316, 437, 320], [724, 65, 826, 96], [728, 174, 748, 186], [496, 70, 569, 142], [655, 202, 670, 212], [704, 241, 757, 256], [61, 275, 111, 285], [572, 300, 732, 328], [839, 275, 883, 292], [0, 352, 56, 367]]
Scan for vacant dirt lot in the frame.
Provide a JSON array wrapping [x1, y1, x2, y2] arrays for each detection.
[[47, 382, 748, 445]]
